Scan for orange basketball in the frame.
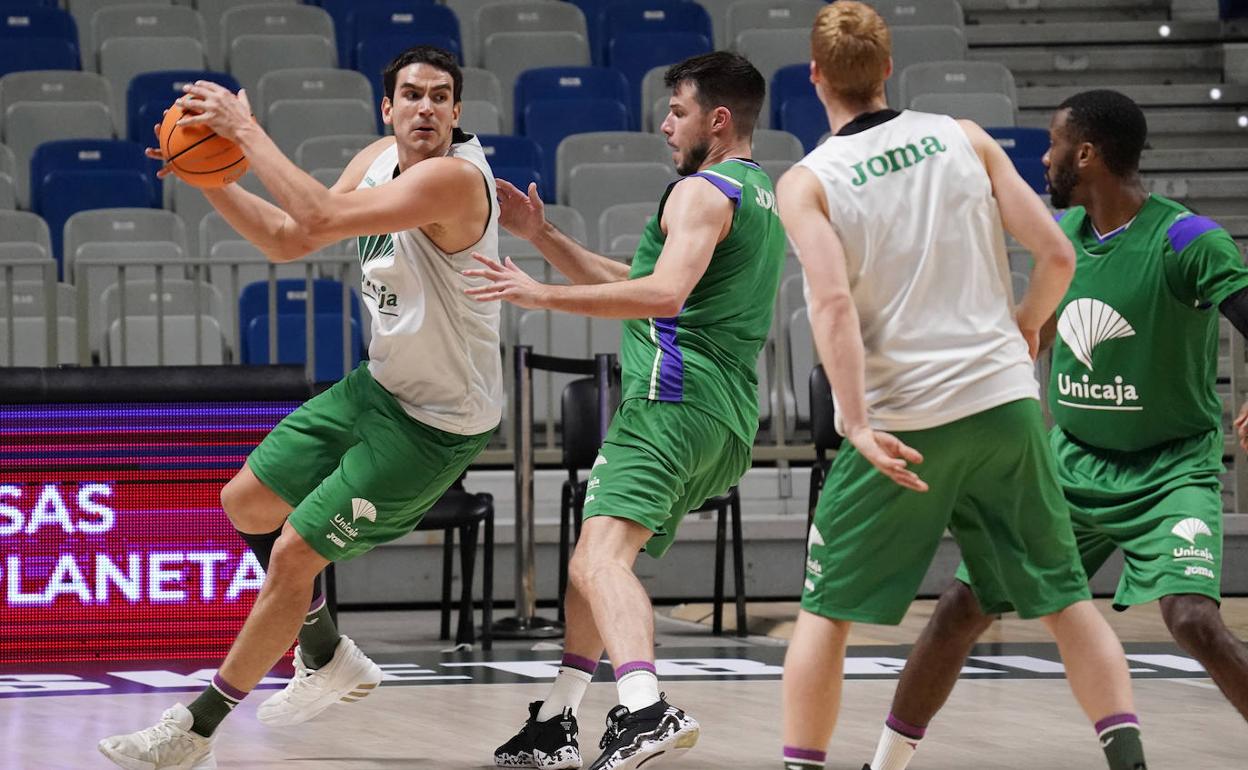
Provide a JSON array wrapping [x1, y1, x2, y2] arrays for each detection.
[[158, 102, 248, 189]]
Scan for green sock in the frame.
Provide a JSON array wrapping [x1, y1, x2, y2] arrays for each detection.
[[1098, 718, 1146, 770], [187, 674, 245, 737], [298, 597, 342, 670]]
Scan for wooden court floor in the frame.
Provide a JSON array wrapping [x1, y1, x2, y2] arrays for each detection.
[[4, 600, 1245, 769]]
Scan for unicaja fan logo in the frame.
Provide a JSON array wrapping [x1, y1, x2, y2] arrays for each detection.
[[1172, 517, 1212, 545], [1055, 298, 1142, 411], [351, 498, 377, 524], [1171, 517, 1215, 578]]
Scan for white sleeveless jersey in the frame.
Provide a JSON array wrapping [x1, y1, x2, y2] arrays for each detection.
[[796, 110, 1037, 432], [355, 132, 503, 435]]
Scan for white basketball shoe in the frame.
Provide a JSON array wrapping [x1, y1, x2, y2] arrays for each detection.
[[257, 634, 383, 726], [97, 703, 216, 770]]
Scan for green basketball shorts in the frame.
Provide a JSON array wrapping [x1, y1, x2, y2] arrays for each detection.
[[248, 364, 494, 561], [581, 398, 752, 558], [804, 398, 1090, 625]]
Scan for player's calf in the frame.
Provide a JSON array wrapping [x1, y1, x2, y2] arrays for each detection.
[[1160, 593, 1248, 721]]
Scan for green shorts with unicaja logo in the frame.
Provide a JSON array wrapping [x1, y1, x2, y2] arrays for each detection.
[[958, 426, 1225, 613], [247, 364, 494, 561], [803, 399, 1091, 625]]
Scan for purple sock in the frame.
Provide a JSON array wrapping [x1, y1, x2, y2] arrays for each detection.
[[614, 660, 656, 679], [1095, 712, 1140, 736], [782, 745, 826, 767], [886, 712, 927, 741], [561, 653, 598, 676]]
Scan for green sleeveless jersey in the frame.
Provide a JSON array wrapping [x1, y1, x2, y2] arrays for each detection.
[[618, 159, 787, 445], [1049, 195, 1248, 452]]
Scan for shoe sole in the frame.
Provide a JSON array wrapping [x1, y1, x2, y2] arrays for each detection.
[[535, 749, 583, 769], [258, 662, 384, 727], [97, 743, 216, 770], [602, 723, 699, 770]]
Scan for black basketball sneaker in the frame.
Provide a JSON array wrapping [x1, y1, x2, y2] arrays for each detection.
[[586, 697, 699, 770], [494, 700, 582, 769]]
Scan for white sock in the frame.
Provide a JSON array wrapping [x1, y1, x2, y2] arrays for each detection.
[[870, 724, 922, 770], [616, 670, 660, 712], [537, 666, 594, 720]]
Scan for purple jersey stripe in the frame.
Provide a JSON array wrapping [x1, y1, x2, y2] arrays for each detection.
[[692, 172, 742, 207], [654, 314, 684, 401], [1167, 214, 1221, 254]]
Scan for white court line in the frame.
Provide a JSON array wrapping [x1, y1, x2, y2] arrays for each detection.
[[1166, 678, 1219, 691]]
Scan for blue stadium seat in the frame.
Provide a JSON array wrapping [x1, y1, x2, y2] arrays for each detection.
[[600, 0, 711, 69], [564, 0, 613, 64], [351, 3, 460, 68], [315, 0, 438, 66], [773, 64, 825, 152], [30, 140, 158, 273], [127, 71, 242, 143], [238, 278, 364, 383], [356, 33, 462, 114], [0, 39, 78, 76], [513, 66, 630, 135], [0, 7, 79, 74], [477, 134, 545, 199], [1222, 0, 1248, 19], [0, 0, 57, 7], [987, 127, 1049, 194], [523, 97, 629, 200], [608, 31, 710, 122]]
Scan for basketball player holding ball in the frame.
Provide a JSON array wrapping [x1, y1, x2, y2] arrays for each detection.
[[98, 45, 504, 769]]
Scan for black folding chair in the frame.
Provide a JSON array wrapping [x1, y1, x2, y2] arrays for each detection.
[[325, 476, 495, 650], [557, 376, 748, 637], [808, 363, 843, 531]]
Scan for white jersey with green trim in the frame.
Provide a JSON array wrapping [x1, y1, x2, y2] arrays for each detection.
[[796, 110, 1037, 432], [354, 132, 503, 435]]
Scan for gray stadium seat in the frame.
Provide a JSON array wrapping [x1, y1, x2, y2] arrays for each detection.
[[862, 0, 964, 28], [255, 68, 373, 121], [545, 204, 589, 244], [0, 280, 77, 366], [641, 66, 672, 132], [556, 132, 671, 209], [0, 211, 52, 254], [899, 60, 1016, 107], [207, 239, 311, 349], [169, 173, 271, 259], [91, 4, 205, 73], [910, 92, 1016, 127], [475, 1, 588, 68], [566, 162, 677, 250], [696, 0, 741, 50], [727, 0, 827, 48], [221, 4, 334, 73], [519, 308, 593, 424], [482, 31, 591, 132], [0, 175, 14, 210], [887, 26, 967, 104], [74, 242, 188, 351], [460, 100, 503, 135], [69, 0, 175, 63], [266, 99, 376, 158], [734, 28, 810, 127], [99, 37, 205, 136], [760, 159, 794, 182], [104, 315, 226, 365], [0, 71, 113, 130], [64, 208, 188, 278], [787, 304, 813, 425], [229, 35, 337, 95], [198, 0, 298, 70], [461, 67, 503, 117], [295, 134, 379, 172], [0, 243, 55, 281], [598, 202, 654, 253], [2, 102, 114, 209], [0, 143, 13, 179], [752, 128, 804, 161]]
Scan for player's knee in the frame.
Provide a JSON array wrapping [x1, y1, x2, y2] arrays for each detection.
[[935, 581, 993, 639], [220, 473, 252, 528], [567, 549, 597, 594], [221, 470, 282, 532], [1162, 594, 1224, 654], [264, 530, 321, 592]]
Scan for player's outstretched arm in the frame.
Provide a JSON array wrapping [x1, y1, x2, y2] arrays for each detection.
[[777, 166, 927, 493], [960, 119, 1075, 358], [495, 178, 630, 285], [464, 177, 723, 319]]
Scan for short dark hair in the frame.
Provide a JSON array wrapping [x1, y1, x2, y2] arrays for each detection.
[[1057, 89, 1148, 177], [383, 45, 462, 103], [663, 51, 766, 137]]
